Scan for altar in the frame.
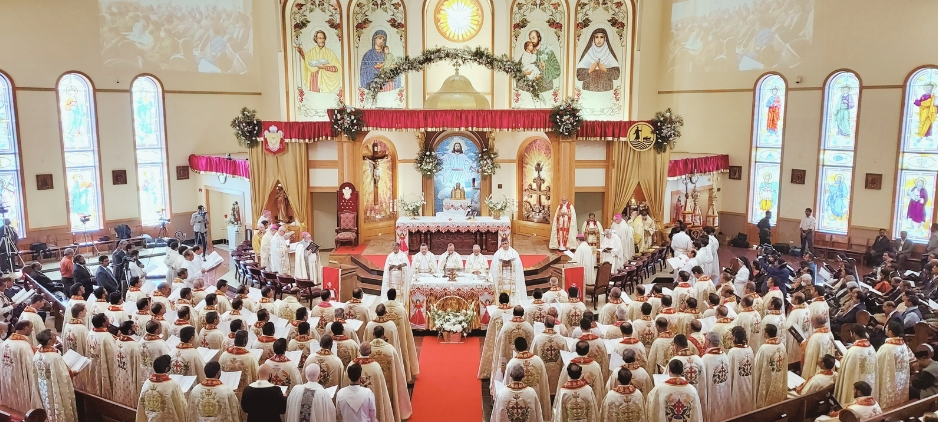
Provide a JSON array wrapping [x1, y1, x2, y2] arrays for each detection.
[[396, 216, 511, 255], [408, 273, 494, 331]]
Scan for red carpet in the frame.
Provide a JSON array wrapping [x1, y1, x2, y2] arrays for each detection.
[[363, 254, 548, 269], [409, 336, 482, 422], [332, 243, 368, 254]]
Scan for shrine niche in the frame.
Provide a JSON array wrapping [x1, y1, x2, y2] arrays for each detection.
[[360, 137, 396, 223], [519, 137, 553, 223], [427, 131, 485, 216], [264, 181, 297, 224]]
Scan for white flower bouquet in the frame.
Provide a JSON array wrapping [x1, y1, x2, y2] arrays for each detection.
[[397, 198, 425, 217], [652, 108, 684, 153], [414, 146, 443, 177], [484, 194, 516, 215], [429, 306, 474, 335]]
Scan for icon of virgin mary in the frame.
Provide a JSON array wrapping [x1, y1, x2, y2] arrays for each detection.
[[360, 30, 401, 91], [576, 28, 620, 92]]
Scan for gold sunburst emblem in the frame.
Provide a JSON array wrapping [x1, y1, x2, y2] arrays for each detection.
[[627, 122, 656, 152], [435, 0, 483, 42]]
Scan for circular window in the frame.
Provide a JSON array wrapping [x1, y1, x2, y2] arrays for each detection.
[[435, 0, 483, 42]]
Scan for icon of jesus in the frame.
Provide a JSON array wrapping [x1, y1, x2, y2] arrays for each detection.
[[437, 141, 476, 199]]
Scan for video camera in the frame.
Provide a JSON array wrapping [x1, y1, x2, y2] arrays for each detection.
[[78, 214, 91, 224]]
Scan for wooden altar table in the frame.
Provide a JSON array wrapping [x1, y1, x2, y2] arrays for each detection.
[[396, 216, 511, 254], [408, 274, 494, 331]]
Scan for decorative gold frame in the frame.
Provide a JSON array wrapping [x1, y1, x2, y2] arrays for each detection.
[[434, 0, 484, 43]]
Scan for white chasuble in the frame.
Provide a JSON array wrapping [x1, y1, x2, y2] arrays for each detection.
[[87, 328, 118, 400], [465, 253, 489, 275], [532, 329, 569, 392], [20, 308, 45, 346], [1, 336, 42, 413], [557, 358, 606, 400], [491, 382, 543, 422], [492, 317, 536, 381], [600, 385, 645, 422], [799, 370, 836, 395], [491, 247, 528, 304], [802, 327, 836, 380], [137, 335, 171, 394], [62, 319, 90, 391], [437, 251, 464, 272], [136, 374, 189, 422], [610, 221, 635, 261], [268, 234, 283, 273], [549, 203, 578, 250], [552, 380, 598, 422], [669, 350, 706, 405], [479, 305, 510, 379], [646, 377, 703, 422], [169, 344, 206, 382], [266, 354, 303, 395], [350, 358, 396, 422], [642, 217, 657, 250], [411, 252, 438, 276], [371, 339, 412, 421], [816, 396, 882, 422], [560, 301, 587, 335], [187, 380, 242, 422], [294, 242, 322, 283], [259, 231, 273, 268], [285, 381, 336, 422], [506, 352, 552, 421], [701, 348, 733, 422], [735, 308, 763, 351], [835, 339, 877, 407], [218, 347, 259, 400], [303, 349, 346, 390], [382, 251, 412, 300], [572, 242, 596, 286], [600, 234, 623, 271], [385, 300, 419, 382], [786, 305, 812, 364], [752, 338, 788, 407], [113, 336, 140, 408], [727, 344, 755, 417], [599, 299, 627, 326], [364, 318, 401, 355], [34, 348, 78, 422], [875, 337, 914, 409]]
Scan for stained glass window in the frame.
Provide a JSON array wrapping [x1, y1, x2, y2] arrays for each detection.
[[895, 67, 938, 242], [131, 76, 170, 225], [748, 74, 786, 224], [816, 71, 860, 235], [57, 73, 102, 231], [0, 72, 25, 237]]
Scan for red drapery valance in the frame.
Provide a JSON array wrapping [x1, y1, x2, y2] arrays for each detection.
[[188, 154, 250, 179], [668, 154, 729, 178], [262, 109, 649, 142]]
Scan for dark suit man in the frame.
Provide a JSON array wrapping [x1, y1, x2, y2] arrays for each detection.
[[95, 255, 119, 295], [73, 255, 94, 300], [896, 231, 914, 272]]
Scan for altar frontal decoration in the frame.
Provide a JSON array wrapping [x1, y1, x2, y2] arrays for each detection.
[[231, 107, 262, 149]]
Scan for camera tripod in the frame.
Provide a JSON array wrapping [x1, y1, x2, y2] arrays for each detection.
[[155, 220, 169, 245], [0, 223, 23, 274], [75, 220, 100, 255]]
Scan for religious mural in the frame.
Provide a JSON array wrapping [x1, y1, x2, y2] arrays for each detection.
[[361, 138, 395, 223], [748, 74, 786, 224], [894, 67, 938, 241], [352, 0, 406, 108], [510, 0, 566, 108], [288, 0, 344, 121], [433, 135, 480, 215], [520, 138, 552, 223], [58, 73, 103, 231], [131, 76, 170, 224], [574, 0, 630, 120], [816, 71, 860, 234]]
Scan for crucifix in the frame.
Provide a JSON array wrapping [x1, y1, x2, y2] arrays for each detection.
[[523, 161, 551, 223], [362, 142, 388, 206]]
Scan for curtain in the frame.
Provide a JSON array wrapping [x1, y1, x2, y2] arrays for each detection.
[[668, 154, 729, 177], [610, 142, 671, 226], [248, 143, 310, 230], [188, 154, 250, 179]]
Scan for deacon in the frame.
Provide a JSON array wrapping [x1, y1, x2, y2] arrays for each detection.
[[876, 320, 914, 409], [491, 363, 543, 422], [505, 337, 551, 421], [369, 326, 412, 422], [646, 360, 703, 422], [752, 324, 788, 407], [62, 303, 90, 391], [492, 306, 535, 380], [797, 354, 838, 395], [553, 363, 599, 422], [170, 326, 207, 382], [557, 340, 606, 399], [464, 244, 488, 275], [384, 289, 419, 383], [138, 320, 171, 394], [600, 368, 645, 422], [285, 364, 336, 422], [336, 363, 377, 422], [293, 232, 322, 282], [0, 321, 41, 413], [350, 342, 395, 422], [437, 243, 463, 272], [218, 331, 258, 401], [34, 329, 78, 422], [549, 196, 577, 251], [671, 223, 693, 257], [303, 334, 346, 390], [610, 213, 635, 261], [802, 314, 836, 380], [137, 355, 188, 422], [88, 313, 118, 399], [572, 235, 596, 287], [532, 316, 569, 392], [187, 361, 242, 422], [600, 229, 624, 271], [700, 331, 733, 422], [479, 293, 512, 379], [491, 240, 527, 304], [241, 363, 287, 422], [727, 327, 755, 417], [382, 242, 412, 300], [411, 243, 438, 278], [113, 321, 139, 407], [835, 325, 877, 406]]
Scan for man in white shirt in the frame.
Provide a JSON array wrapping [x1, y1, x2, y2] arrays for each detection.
[[671, 226, 693, 258], [800, 208, 817, 254], [336, 363, 377, 422]]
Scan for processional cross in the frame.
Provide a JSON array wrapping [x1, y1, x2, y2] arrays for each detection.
[[523, 162, 551, 223]]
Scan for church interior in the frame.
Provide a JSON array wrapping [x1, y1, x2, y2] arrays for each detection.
[[2, 0, 938, 421]]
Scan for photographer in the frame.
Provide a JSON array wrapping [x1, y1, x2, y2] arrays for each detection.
[[111, 243, 134, 287], [126, 249, 146, 280], [190, 205, 209, 258], [0, 218, 17, 273]]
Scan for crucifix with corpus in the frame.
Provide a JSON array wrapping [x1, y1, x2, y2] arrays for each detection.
[[362, 141, 388, 208]]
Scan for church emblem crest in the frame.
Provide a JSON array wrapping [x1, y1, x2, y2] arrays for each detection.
[[565, 392, 590, 421], [542, 341, 560, 363], [198, 388, 220, 417], [664, 393, 694, 422], [142, 385, 166, 413], [712, 360, 729, 384], [317, 361, 332, 386], [738, 355, 753, 377], [521, 360, 540, 387], [505, 396, 531, 422], [279, 305, 295, 320], [626, 122, 655, 152], [263, 125, 287, 155]]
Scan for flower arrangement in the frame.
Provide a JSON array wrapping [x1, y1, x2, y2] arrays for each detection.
[[550, 98, 584, 137], [485, 194, 516, 218], [365, 47, 540, 102], [414, 145, 443, 177], [652, 108, 684, 153], [225, 214, 240, 226], [330, 104, 363, 139], [478, 146, 500, 178], [397, 198, 425, 217], [428, 306, 474, 335], [230, 107, 262, 149]]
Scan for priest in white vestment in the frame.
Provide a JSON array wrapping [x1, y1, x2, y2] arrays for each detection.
[[752, 323, 788, 407], [492, 363, 543, 422], [34, 330, 78, 422], [628, 211, 644, 253], [62, 303, 91, 391], [803, 314, 836, 380], [506, 337, 551, 421], [797, 354, 837, 395], [696, 238, 714, 282], [266, 339, 303, 395], [875, 321, 914, 409], [170, 326, 207, 382], [138, 321, 171, 395], [293, 232, 322, 282], [259, 226, 275, 268], [369, 332, 412, 422], [600, 368, 645, 422], [556, 340, 607, 399], [381, 242, 412, 301], [19, 296, 46, 347], [303, 335, 346, 390], [286, 364, 336, 422], [700, 332, 733, 422], [136, 355, 189, 422], [671, 226, 693, 258], [610, 214, 635, 262], [600, 229, 624, 271], [817, 381, 882, 422], [549, 197, 578, 251], [786, 294, 812, 364], [113, 322, 140, 407], [364, 305, 401, 351], [491, 240, 528, 304], [532, 316, 569, 393], [553, 363, 600, 422], [646, 360, 703, 422], [350, 343, 396, 422], [581, 213, 604, 248], [727, 326, 755, 417], [668, 335, 706, 402], [706, 228, 721, 280], [835, 325, 878, 406], [480, 294, 513, 379], [187, 361, 242, 422], [464, 244, 489, 275], [384, 290, 419, 383], [641, 212, 657, 251], [437, 243, 463, 273], [599, 288, 628, 326], [411, 243, 438, 279], [268, 227, 285, 273], [88, 313, 118, 400], [572, 235, 596, 287], [218, 331, 259, 402], [735, 295, 764, 350], [647, 318, 676, 375], [1, 322, 42, 413], [492, 306, 536, 381]]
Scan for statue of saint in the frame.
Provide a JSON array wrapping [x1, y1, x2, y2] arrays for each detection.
[[275, 185, 293, 223], [231, 201, 242, 225]]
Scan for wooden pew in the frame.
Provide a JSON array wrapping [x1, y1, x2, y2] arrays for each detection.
[[21, 273, 67, 332], [840, 395, 938, 422], [725, 385, 834, 422], [74, 389, 136, 422]]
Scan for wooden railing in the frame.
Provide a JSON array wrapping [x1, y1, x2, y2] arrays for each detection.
[[840, 394, 938, 422], [74, 390, 135, 422], [725, 385, 834, 422]]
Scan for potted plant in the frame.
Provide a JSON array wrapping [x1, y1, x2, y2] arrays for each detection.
[[484, 194, 515, 220], [397, 198, 425, 218], [428, 306, 473, 343]]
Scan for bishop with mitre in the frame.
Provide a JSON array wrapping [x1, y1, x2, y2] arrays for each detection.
[[1, 321, 42, 414], [437, 243, 463, 273], [34, 329, 79, 422], [293, 232, 322, 283], [491, 240, 528, 304], [549, 196, 577, 251]]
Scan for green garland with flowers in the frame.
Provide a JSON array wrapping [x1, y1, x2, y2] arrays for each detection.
[[230, 107, 262, 149], [414, 144, 443, 178], [550, 99, 584, 137], [652, 108, 685, 153]]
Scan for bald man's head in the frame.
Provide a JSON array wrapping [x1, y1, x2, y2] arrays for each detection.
[[305, 363, 321, 383]]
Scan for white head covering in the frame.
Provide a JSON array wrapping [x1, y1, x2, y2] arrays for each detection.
[[577, 28, 619, 69]]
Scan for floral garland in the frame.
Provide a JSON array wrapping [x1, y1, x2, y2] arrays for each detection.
[[366, 47, 540, 102], [414, 145, 443, 178], [230, 107, 262, 149], [478, 145, 499, 178], [331, 104, 363, 139], [550, 98, 584, 137], [652, 108, 684, 153]]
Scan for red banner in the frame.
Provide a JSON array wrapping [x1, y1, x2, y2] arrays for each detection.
[[563, 266, 585, 300], [322, 266, 340, 300], [187, 154, 250, 179], [261, 124, 288, 155], [668, 154, 730, 178]]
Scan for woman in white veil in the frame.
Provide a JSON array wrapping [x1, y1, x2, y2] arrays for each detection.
[[576, 27, 620, 92]]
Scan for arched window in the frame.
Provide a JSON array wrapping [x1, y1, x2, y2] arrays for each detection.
[[0, 71, 25, 236], [816, 71, 861, 235], [131, 76, 171, 224], [56, 73, 103, 231], [748, 73, 787, 224], [894, 67, 938, 242]]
